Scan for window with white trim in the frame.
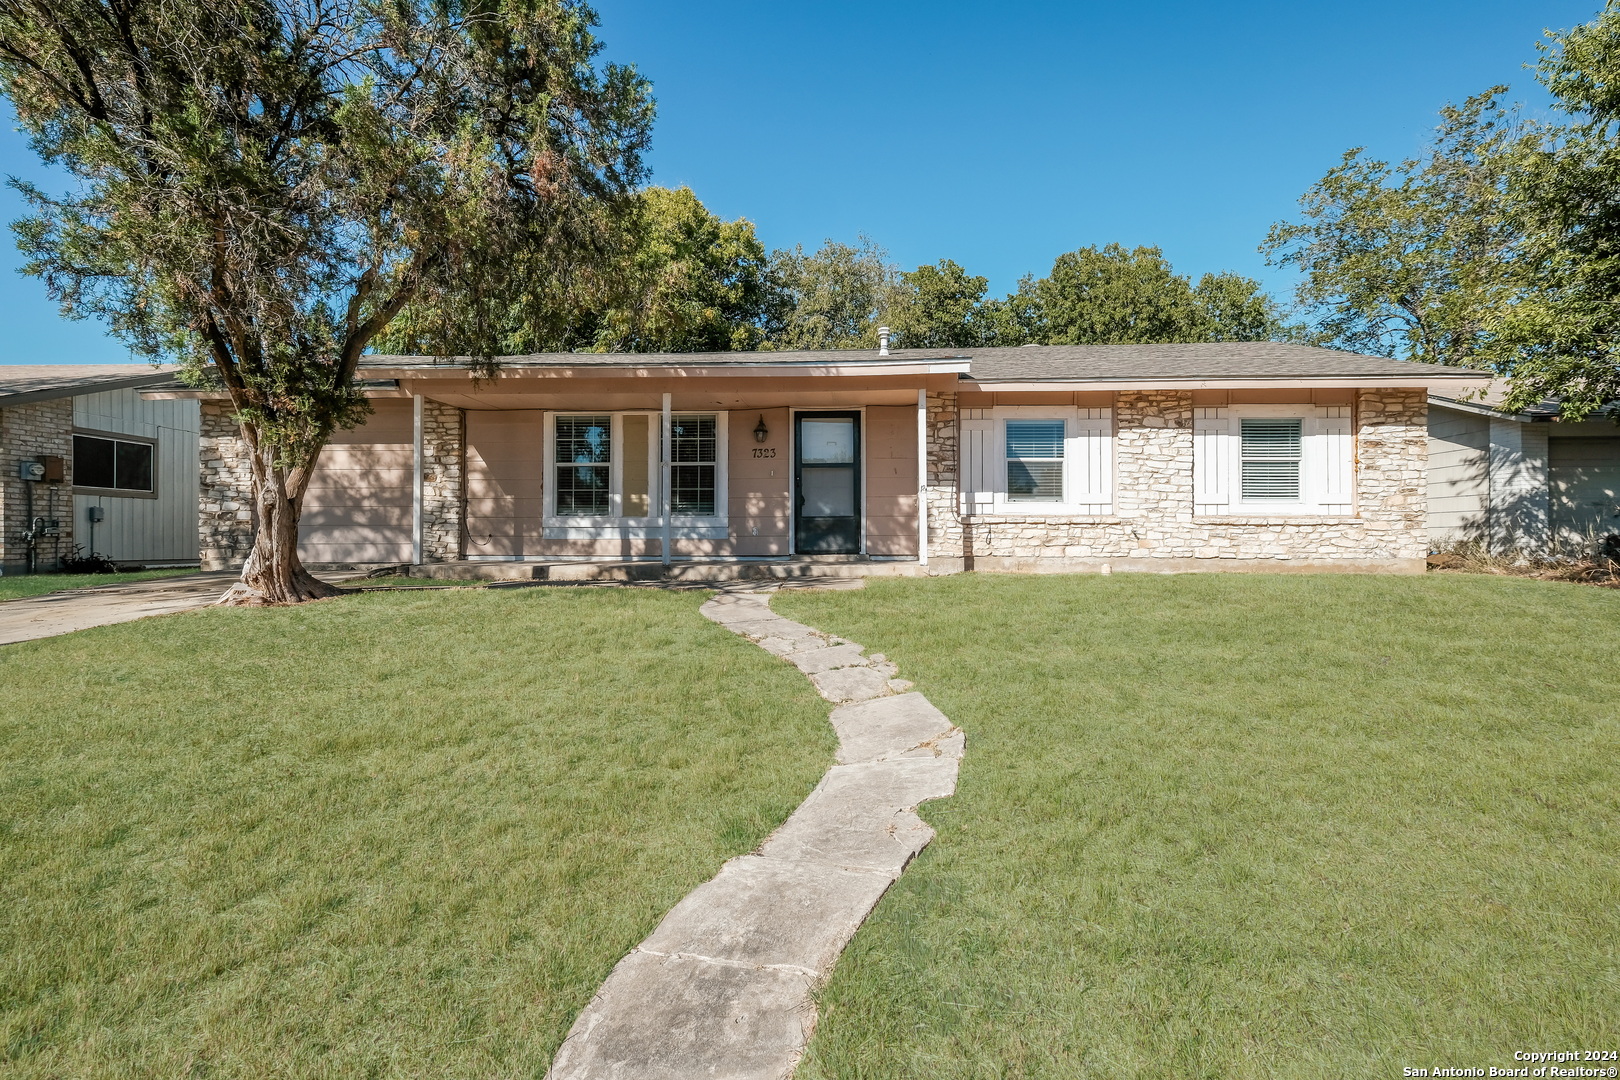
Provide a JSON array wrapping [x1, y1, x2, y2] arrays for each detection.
[[543, 411, 728, 537], [1194, 405, 1353, 516], [959, 407, 1113, 515]]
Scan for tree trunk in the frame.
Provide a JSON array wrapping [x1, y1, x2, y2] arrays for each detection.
[[216, 430, 346, 606]]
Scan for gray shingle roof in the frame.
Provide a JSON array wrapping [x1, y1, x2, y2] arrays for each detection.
[[959, 342, 1489, 382], [361, 343, 1487, 382], [0, 364, 177, 404]]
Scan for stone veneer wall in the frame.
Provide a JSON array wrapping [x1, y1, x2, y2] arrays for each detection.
[[0, 398, 75, 572], [420, 399, 464, 562], [198, 402, 256, 571], [924, 388, 1428, 572]]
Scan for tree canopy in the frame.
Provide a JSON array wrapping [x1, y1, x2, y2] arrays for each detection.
[[1, 0, 653, 600]]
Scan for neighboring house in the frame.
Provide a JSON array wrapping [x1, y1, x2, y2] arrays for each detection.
[[150, 342, 1489, 576], [1429, 388, 1620, 556], [0, 365, 200, 574]]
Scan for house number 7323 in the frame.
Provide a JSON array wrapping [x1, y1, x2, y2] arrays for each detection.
[[752, 447, 776, 458]]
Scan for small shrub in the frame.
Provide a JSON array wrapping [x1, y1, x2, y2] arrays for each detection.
[[59, 546, 119, 574]]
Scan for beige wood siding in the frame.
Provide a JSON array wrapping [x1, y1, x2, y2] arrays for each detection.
[[1550, 435, 1620, 549], [298, 400, 414, 564], [865, 405, 920, 556], [72, 388, 200, 563], [729, 408, 790, 556], [465, 409, 545, 557], [1428, 405, 1489, 544]]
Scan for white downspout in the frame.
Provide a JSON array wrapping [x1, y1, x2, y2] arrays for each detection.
[[411, 394, 424, 566], [917, 388, 928, 567], [661, 392, 672, 566]]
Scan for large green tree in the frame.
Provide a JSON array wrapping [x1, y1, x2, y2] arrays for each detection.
[[1262, 90, 1532, 366], [2, 0, 651, 602], [762, 236, 896, 350], [1022, 243, 1298, 346], [1491, 7, 1620, 418], [886, 259, 989, 349]]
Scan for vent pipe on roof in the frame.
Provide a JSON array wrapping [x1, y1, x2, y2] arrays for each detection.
[[878, 326, 891, 356]]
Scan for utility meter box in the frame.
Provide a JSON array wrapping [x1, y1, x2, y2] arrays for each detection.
[[18, 460, 44, 482], [41, 455, 64, 483]]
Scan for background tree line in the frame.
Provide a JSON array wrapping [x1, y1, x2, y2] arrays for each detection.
[[380, 189, 1306, 355]]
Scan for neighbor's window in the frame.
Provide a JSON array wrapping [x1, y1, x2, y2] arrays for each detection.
[[1006, 419, 1065, 502], [670, 413, 717, 515], [555, 414, 612, 515], [73, 434, 153, 493], [1239, 418, 1302, 500]]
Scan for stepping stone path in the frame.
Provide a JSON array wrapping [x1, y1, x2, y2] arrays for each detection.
[[546, 589, 964, 1080]]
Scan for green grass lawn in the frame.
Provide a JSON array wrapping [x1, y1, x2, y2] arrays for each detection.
[[0, 568, 198, 602], [0, 587, 834, 1078], [776, 574, 1620, 1080]]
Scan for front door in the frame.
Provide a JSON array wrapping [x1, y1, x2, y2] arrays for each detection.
[[795, 412, 861, 554]]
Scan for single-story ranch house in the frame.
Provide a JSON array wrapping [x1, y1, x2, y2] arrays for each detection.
[[149, 342, 1494, 577]]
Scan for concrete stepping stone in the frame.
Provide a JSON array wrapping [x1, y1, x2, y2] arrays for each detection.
[[545, 589, 964, 1079], [545, 952, 815, 1080]]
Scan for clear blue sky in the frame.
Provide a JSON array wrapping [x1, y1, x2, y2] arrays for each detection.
[[0, 0, 1599, 363]]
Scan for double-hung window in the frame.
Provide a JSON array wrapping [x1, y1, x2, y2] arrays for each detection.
[[1239, 418, 1302, 501], [1006, 420, 1066, 502], [544, 411, 727, 537], [554, 415, 613, 515]]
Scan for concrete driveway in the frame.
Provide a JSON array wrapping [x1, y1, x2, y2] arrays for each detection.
[[0, 571, 357, 646]]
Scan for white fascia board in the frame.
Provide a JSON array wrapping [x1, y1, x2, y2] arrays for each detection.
[[967, 376, 1496, 392]]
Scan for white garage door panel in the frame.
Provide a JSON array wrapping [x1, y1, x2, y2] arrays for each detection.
[[1550, 437, 1620, 547]]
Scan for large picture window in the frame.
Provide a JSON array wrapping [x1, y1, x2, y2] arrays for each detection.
[[73, 433, 154, 494], [545, 411, 727, 536]]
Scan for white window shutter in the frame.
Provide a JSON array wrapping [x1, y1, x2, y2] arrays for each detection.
[[1310, 407, 1353, 513], [959, 417, 1000, 514], [1066, 409, 1113, 513], [1193, 408, 1230, 514]]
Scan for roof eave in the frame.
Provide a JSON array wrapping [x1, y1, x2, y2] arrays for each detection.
[[0, 371, 177, 407], [356, 360, 973, 380]]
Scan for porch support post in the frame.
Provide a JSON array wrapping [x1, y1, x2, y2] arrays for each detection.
[[661, 392, 672, 566], [411, 393, 424, 566], [917, 388, 929, 566]]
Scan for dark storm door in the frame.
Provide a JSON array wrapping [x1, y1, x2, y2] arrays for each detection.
[[794, 412, 861, 554]]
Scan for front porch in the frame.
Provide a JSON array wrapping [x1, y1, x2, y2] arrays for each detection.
[[400, 555, 932, 583]]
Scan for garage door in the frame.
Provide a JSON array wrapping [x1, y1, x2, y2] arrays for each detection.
[[298, 400, 415, 565], [1550, 436, 1620, 551]]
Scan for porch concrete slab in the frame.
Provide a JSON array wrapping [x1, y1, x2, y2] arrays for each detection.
[[830, 692, 958, 763], [786, 642, 869, 674], [808, 664, 893, 702], [545, 950, 815, 1080]]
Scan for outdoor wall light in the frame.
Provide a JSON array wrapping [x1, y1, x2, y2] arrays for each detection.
[[753, 415, 769, 443]]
